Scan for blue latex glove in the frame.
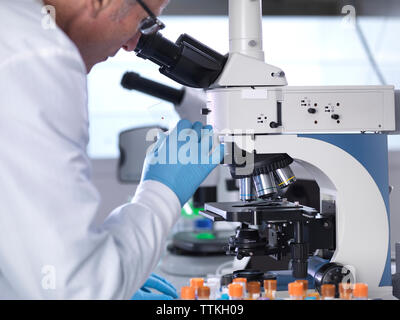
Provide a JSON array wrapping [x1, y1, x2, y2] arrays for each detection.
[[131, 273, 178, 300], [142, 119, 224, 206]]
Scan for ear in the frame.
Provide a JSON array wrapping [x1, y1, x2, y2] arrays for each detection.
[[90, 0, 113, 18]]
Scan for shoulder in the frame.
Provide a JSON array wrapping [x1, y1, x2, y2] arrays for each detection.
[[0, 1, 90, 149], [0, 0, 86, 73]]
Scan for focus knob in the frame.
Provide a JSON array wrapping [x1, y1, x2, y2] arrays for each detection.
[[308, 108, 316, 114], [201, 108, 211, 115]]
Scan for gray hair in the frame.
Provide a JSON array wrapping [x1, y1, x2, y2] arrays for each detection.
[[110, 0, 138, 20]]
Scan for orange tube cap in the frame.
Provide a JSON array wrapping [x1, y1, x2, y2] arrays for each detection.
[[228, 283, 243, 298], [288, 282, 304, 297], [190, 278, 204, 289], [353, 283, 368, 298], [181, 286, 196, 300]]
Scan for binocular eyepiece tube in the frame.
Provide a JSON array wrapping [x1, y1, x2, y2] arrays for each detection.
[[134, 32, 227, 89]]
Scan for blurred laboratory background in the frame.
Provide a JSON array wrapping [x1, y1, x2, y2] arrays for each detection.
[[86, 0, 400, 259]]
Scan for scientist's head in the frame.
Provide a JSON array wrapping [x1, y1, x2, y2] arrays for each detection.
[[44, 0, 168, 72]]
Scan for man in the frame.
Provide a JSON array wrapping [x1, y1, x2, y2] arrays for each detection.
[[0, 0, 223, 299]]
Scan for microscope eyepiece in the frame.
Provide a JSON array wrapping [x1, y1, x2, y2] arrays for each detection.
[[135, 32, 181, 68], [135, 32, 228, 89]]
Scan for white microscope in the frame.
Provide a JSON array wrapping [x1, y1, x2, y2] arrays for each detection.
[[134, 0, 396, 299]]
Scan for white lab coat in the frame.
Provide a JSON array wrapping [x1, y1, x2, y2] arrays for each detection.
[[0, 0, 180, 299]]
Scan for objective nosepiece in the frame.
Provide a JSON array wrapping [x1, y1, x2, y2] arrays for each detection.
[[253, 172, 277, 199], [274, 166, 296, 189]]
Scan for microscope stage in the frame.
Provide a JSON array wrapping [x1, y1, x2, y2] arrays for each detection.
[[200, 200, 318, 225]]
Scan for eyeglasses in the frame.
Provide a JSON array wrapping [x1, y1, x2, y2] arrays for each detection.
[[136, 0, 165, 35]]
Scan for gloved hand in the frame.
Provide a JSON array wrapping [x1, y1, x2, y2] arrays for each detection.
[[142, 119, 224, 206], [131, 273, 178, 300]]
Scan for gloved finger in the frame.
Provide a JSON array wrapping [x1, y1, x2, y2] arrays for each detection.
[[145, 278, 178, 299], [151, 131, 167, 154], [131, 288, 149, 300], [149, 273, 176, 293], [148, 273, 176, 294], [208, 142, 225, 166], [149, 272, 164, 281], [176, 119, 193, 132], [156, 130, 167, 143], [200, 125, 214, 153], [145, 292, 174, 300], [140, 287, 152, 293], [175, 119, 194, 147], [131, 289, 174, 300], [192, 121, 203, 142], [144, 277, 178, 299]]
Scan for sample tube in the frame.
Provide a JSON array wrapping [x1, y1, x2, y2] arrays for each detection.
[[321, 284, 336, 300], [288, 282, 304, 300], [247, 281, 261, 300], [228, 283, 243, 300], [220, 274, 233, 295], [339, 283, 353, 300], [197, 286, 211, 300], [352, 283, 368, 300], [190, 278, 204, 298], [295, 280, 308, 299], [206, 278, 221, 300], [181, 286, 196, 300], [263, 279, 277, 300], [233, 278, 248, 298]]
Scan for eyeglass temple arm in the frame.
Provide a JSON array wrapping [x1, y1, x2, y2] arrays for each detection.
[[136, 0, 157, 18]]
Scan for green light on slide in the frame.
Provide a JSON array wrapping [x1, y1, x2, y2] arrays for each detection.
[[195, 232, 216, 240]]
